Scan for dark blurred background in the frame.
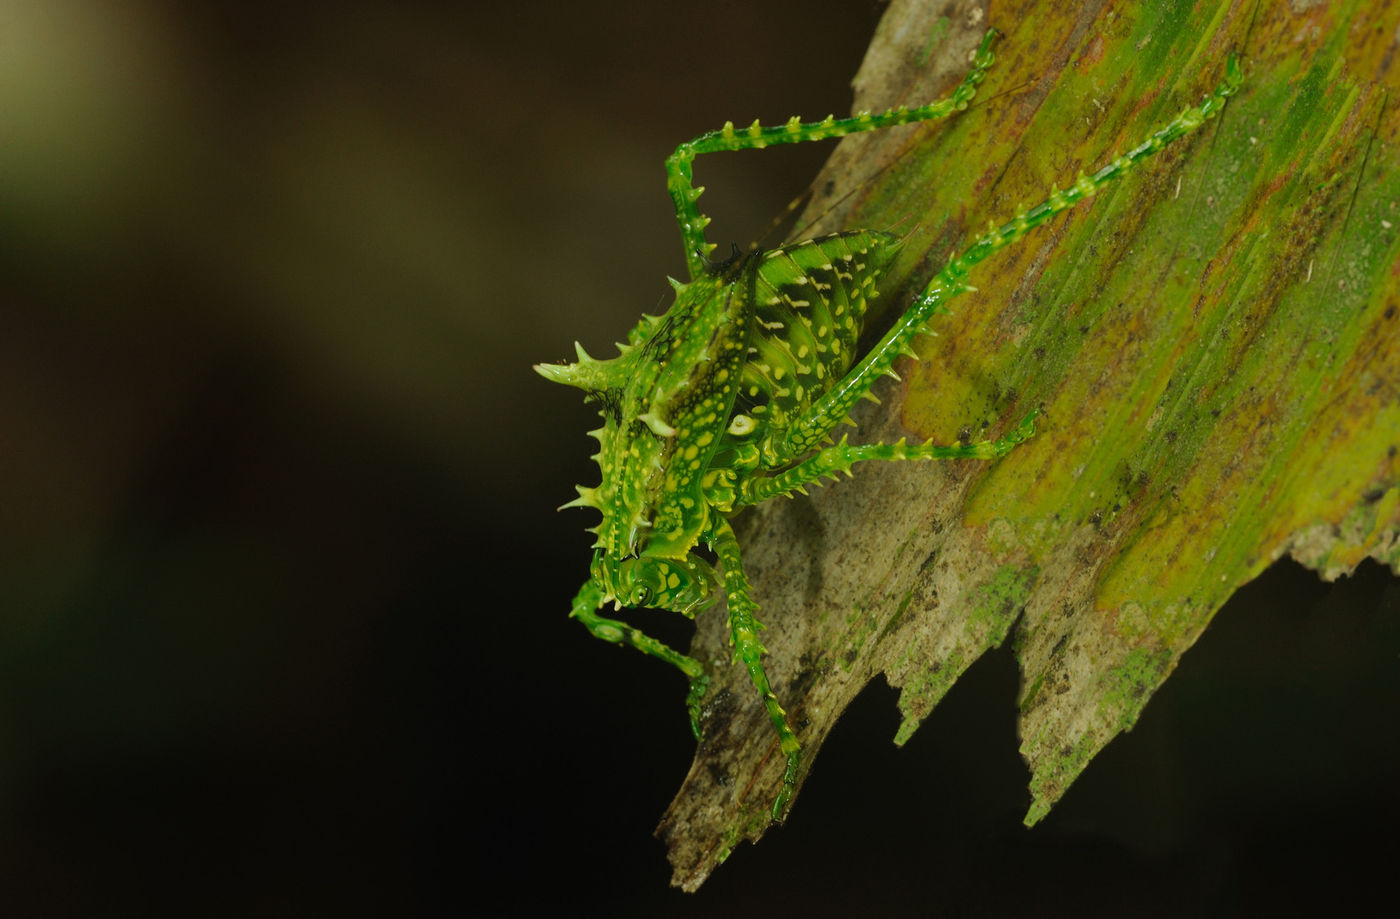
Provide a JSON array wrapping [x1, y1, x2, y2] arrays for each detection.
[[1, 1, 1396, 914]]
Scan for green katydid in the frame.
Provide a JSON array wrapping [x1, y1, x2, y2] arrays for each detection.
[[537, 29, 1242, 821]]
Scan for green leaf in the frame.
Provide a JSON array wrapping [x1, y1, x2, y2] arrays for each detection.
[[658, 0, 1400, 890]]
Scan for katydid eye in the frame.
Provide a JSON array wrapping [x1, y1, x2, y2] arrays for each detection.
[[727, 414, 756, 436]]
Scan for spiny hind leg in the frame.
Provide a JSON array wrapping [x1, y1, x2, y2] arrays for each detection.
[[778, 56, 1244, 461], [707, 518, 801, 821], [570, 579, 710, 739], [666, 28, 1001, 278]]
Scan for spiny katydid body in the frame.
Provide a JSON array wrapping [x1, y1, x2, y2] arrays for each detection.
[[536, 30, 1242, 822]]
